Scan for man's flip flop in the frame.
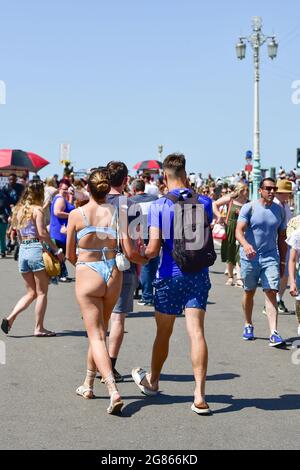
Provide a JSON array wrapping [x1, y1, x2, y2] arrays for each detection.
[[1, 319, 10, 335], [191, 402, 211, 415], [34, 331, 56, 337], [131, 368, 158, 396]]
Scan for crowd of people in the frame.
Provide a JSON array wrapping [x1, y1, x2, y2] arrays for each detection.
[[1, 155, 300, 416]]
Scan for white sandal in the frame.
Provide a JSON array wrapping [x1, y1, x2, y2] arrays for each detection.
[[107, 390, 124, 414], [76, 385, 94, 399], [131, 367, 158, 396]]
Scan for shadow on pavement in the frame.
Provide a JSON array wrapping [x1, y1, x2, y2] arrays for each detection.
[[206, 393, 300, 414], [120, 372, 240, 385], [8, 330, 87, 339], [159, 373, 240, 382], [121, 393, 300, 417]]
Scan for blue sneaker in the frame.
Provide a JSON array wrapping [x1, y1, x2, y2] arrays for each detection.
[[269, 331, 285, 347], [243, 324, 254, 340]]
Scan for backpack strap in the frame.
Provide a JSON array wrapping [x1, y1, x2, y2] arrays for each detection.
[[164, 192, 180, 203]]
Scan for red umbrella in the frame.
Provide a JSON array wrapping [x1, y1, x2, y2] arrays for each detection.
[[133, 160, 162, 171], [0, 149, 49, 172]]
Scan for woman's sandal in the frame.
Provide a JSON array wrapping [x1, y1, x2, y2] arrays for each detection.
[[104, 373, 123, 415], [76, 385, 94, 399], [225, 277, 234, 286], [107, 390, 124, 415]]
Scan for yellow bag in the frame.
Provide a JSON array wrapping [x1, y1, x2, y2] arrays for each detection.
[[42, 251, 61, 277]]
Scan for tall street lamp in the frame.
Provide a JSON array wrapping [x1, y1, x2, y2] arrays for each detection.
[[236, 17, 278, 200], [158, 144, 163, 162]]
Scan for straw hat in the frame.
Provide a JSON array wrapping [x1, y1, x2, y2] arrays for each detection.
[[276, 179, 292, 193]]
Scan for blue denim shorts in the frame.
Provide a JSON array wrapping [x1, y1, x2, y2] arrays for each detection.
[[153, 271, 211, 315], [18, 242, 45, 274], [240, 258, 280, 291]]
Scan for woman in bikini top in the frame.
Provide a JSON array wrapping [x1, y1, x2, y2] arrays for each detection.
[[66, 167, 148, 415]]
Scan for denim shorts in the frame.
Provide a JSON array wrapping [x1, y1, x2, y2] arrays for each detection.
[[153, 271, 211, 315], [18, 242, 45, 274], [113, 270, 138, 313], [240, 257, 280, 291]]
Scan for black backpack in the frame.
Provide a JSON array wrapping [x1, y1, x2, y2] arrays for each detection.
[[164, 191, 217, 273]]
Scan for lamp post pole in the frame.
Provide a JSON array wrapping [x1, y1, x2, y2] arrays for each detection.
[[158, 144, 163, 163], [236, 17, 278, 200]]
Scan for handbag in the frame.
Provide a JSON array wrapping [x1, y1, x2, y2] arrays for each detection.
[[115, 210, 130, 271], [212, 199, 234, 241], [42, 251, 61, 277], [212, 223, 227, 240]]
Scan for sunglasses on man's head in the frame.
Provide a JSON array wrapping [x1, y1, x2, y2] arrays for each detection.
[[262, 186, 278, 192]]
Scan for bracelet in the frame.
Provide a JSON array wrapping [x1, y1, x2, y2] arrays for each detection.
[[54, 248, 63, 256], [280, 261, 286, 265]]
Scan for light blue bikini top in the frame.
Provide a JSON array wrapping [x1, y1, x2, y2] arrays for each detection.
[[77, 206, 118, 253]]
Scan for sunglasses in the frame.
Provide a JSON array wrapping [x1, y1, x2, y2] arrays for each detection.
[[262, 186, 278, 192]]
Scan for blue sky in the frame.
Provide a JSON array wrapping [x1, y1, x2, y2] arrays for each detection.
[[0, 0, 299, 178]]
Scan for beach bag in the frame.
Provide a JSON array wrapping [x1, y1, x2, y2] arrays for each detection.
[[212, 223, 226, 240], [42, 251, 61, 277]]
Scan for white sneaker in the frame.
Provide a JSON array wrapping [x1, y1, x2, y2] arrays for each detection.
[[297, 325, 300, 336]]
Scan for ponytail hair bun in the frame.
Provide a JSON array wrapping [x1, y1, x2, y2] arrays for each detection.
[[88, 168, 111, 201]]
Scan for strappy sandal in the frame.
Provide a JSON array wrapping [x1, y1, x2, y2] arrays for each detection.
[[225, 277, 234, 286], [235, 279, 244, 288], [76, 385, 95, 399], [107, 390, 124, 414], [104, 373, 123, 415]]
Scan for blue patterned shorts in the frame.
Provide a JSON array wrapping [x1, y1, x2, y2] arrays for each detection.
[[153, 271, 211, 315]]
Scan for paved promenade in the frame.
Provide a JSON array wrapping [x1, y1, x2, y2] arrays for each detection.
[[0, 247, 299, 450]]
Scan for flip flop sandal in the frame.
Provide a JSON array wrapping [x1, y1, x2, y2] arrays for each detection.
[[191, 402, 212, 415], [131, 368, 158, 396], [76, 385, 94, 399], [1, 318, 11, 335], [34, 331, 56, 337], [107, 390, 123, 414]]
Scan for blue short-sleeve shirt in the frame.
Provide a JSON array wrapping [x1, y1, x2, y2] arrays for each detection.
[[238, 200, 286, 261]]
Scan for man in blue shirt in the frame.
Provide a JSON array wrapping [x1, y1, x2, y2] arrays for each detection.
[[131, 153, 212, 415], [236, 178, 287, 347]]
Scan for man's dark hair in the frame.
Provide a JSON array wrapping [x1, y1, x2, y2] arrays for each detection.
[[8, 173, 17, 178], [162, 153, 186, 177], [133, 179, 145, 192], [107, 161, 128, 187], [259, 177, 276, 188]]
